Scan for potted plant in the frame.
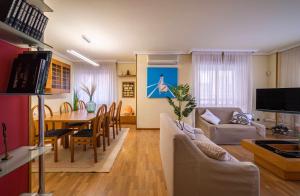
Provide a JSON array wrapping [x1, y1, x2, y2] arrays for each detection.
[[167, 84, 196, 130], [73, 89, 79, 111], [81, 84, 97, 113]]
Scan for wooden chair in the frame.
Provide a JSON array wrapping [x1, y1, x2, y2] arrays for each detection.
[[70, 104, 107, 163], [114, 101, 122, 134], [31, 105, 71, 162], [60, 102, 73, 114], [107, 102, 116, 145], [78, 100, 86, 110], [60, 101, 86, 129]]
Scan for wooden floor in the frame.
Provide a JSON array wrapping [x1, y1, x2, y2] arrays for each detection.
[[32, 125, 300, 196]]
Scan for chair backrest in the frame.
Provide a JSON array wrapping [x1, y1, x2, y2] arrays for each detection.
[[196, 107, 242, 124], [78, 100, 86, 110], [60, 102, 73, 114], [108, 102, 116, 123], [116, 101, 122, 121], [94, 104, 107, 137], [31, 104, 54, 136]]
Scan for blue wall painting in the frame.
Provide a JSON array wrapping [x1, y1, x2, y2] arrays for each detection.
[[147, 67, 178, 98]]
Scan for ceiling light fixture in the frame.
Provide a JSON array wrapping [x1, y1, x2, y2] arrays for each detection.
[[81, 34, 91, 43], [67, 50, 99, 66]]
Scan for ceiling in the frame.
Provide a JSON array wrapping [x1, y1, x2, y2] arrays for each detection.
[[44, 0, 300, 62]]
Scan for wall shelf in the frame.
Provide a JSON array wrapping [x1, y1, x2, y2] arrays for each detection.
[[118, 75, 136, 78], [27, 0, 53, 12], [0, 22, 52, 49], [0, 146, 51, 177]]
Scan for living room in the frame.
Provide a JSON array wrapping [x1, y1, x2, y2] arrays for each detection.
[[0, 0, 300, 196]]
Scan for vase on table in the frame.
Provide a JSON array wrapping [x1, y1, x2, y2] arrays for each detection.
[[86, 99, 96, 113]]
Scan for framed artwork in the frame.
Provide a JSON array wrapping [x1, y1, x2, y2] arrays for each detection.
[[147, 67, 178, 98], [122, 82, 135, 98]]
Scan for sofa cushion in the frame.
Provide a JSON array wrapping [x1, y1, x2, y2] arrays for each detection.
[[201, 109, 221, 125], [215, 124, 256, 132], [231, 111, 252, 125]]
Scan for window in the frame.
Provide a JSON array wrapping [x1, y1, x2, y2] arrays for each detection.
[[193, 52, 252, 112]]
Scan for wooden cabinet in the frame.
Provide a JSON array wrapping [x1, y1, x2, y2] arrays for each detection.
[[46, 59, 71, 93]]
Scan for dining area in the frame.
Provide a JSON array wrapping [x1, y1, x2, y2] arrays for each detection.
[[31, 99, 123, 166]]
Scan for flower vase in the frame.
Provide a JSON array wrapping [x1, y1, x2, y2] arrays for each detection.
[[86, 99, 96, 113]]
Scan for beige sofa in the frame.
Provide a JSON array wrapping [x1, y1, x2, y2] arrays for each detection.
[[195, 107, 266, 144], [160, 113, 260, 196]]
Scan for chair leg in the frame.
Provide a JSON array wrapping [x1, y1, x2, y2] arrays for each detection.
[[119, 120, 121, 132], [112, 125, 115, 139], [102, 134, 106, 152], [71, 136, 74, 162], [115, 121, 118, 135], [107, 127, 110, 146], [93, 139, 97, 163], [54, 139, 58, 162]]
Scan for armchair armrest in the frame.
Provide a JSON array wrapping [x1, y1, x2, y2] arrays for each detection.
[[251, 121, 266, 138], [196, 117, 216, 137]]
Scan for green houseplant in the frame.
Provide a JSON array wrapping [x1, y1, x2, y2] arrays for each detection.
[[73, 89, 79, 111], [167, 84, 196, 130], [81, 84, 97, 113]]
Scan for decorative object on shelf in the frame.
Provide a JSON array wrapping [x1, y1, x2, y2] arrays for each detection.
[[124, 105, 134, 116], [122, 82, 135, 98], [81, 83, 96, 113], [126, 70, 130, 75], [167, 84, 196, 130], [73, 89, 79, 111], [147, 67, 178, 98], [1, 123, 12, 161], [0, 0, 50, 41], [6, 51, 52, 94]]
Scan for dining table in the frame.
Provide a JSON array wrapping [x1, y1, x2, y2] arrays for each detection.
[[44, 110, 97, 148]]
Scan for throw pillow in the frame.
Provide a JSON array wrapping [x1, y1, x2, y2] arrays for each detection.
[[231, 111, 252, 125], [175, 121, 204, 140], [194, 140, 232, 161], [201, 109, 221, 125]]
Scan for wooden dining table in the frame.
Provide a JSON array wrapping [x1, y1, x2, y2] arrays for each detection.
[[44, 110, 97, 148]]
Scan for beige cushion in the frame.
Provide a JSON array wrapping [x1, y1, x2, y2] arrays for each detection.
[[193, 140, 231, 161], [193, 134, 238, 161]]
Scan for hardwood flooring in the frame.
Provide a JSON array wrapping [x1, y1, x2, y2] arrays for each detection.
[[32, 126, 300, 196]]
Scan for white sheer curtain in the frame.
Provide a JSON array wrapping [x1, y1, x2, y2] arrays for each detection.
[[192, 51, 252, 112], [73, 62, 117, 105]]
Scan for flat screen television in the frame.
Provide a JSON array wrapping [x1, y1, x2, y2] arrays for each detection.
[[256, 88, 300, 114]]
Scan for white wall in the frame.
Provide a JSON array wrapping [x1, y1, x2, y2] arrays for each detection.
[[136, 54, 193, 129]]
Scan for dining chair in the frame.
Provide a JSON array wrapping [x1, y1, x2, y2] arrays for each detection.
[[107, 102, 116, 145], [60, 101, 87, 129], [70, 104, 107, 163], [31, 105, 71, 162], [60, 102, 73, 114], [78, 100, 86, 110], [115, 101, 122, 134]]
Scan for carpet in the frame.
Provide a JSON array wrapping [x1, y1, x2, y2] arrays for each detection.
[[32, 128, 129, 173]]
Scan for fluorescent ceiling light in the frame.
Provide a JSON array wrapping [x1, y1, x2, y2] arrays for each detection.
[[67, 50, 99, 66]]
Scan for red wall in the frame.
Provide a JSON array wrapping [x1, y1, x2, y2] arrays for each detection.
[[0, 40, 30, 195]]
